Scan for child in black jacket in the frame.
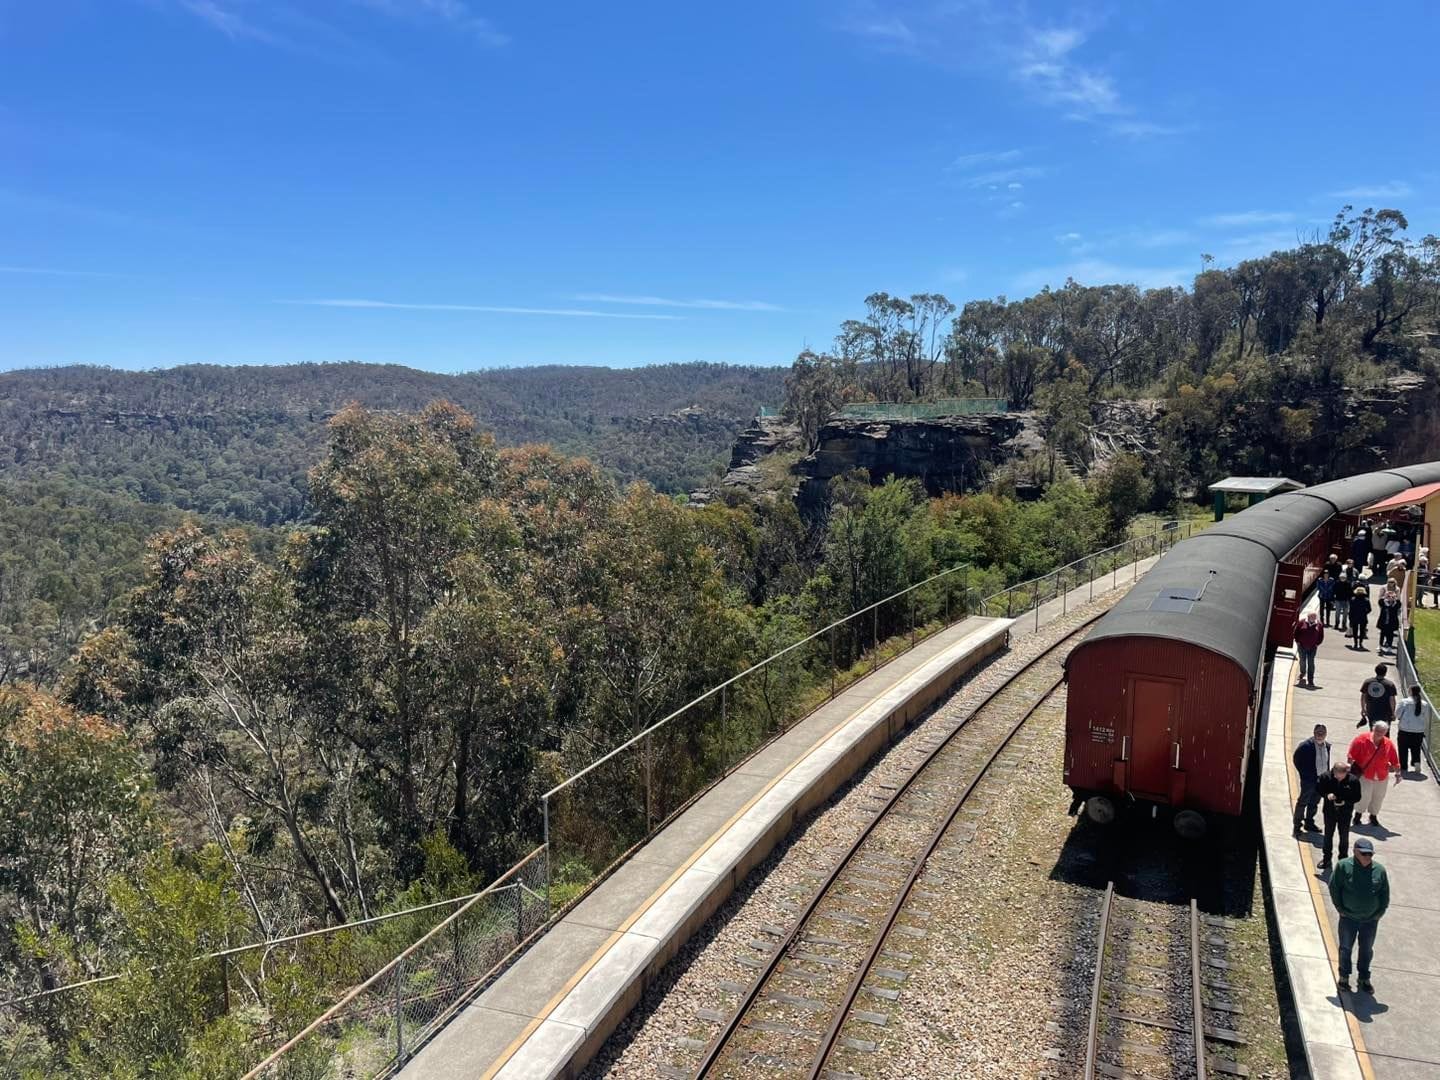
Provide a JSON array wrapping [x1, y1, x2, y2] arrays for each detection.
[[1318, 762, 1362, 870]]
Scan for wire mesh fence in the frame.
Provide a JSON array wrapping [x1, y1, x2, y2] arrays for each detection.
[[1398, 596, 1437, 771], [543, 518, 1206, 905], [242, 847, 548, 1079], [5, 518, 1208, 1078], [836, 397, 1009, 420]]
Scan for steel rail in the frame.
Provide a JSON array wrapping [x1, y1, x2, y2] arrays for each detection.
[[1190, 899, 1209, 1080], [693, 613, 1103, 1078], [804, 662, 1071, 1080], [1082, 882, 1115, 1080]]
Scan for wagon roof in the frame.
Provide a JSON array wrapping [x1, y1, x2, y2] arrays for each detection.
[[1071, 533, 1276, 683], [1205, 492, 1337, 559]]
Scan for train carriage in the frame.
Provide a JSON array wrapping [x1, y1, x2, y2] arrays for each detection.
[[1064, 460, 1440, 838]]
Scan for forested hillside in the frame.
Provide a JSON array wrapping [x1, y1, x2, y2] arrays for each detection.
[[0, 402, 1117, 1076], [784, 205, 1439, 491], [0, 361, 788, 523]]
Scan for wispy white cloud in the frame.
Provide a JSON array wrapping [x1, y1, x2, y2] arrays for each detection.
[[1200, 210, 1295, 227], [574, 293, 783, 312], [1013, 259, 1192, 292], [0, 264, 121, 277], [170, 0, 508, 52], [848, 15, 916, 48], [1108, 120, 1185, 139], [174, 0, 291, 46], [1016, 25, 1119, 115], [839, 3, 1175, 138], [1327, 181, 1412, 200], [959, 165, 1046, 189], [949, 149, 1022, 170], [1215, 230, 1305, 259], [285, 299, 682, 320], [1056, 232, 1083, 244], [351, 0, 508, 46]]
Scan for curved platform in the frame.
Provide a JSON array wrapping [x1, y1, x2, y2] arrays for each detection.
[[405, 616, 1011, 1080], [1261, 592, 1440, 1080]]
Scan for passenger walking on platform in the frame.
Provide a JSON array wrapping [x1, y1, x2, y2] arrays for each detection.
[[1386, 553, 1408, 591], [1371, 524, 1390, 571], [1330, 837, 1389, 994], [1348, 585, 1371, 649], [1359, 663, 1398, 730], [1318, 575, 1337, 627], [1292, 723, 1330, 836], [1348, 721, 1400, 827], [1334, 570, 1354, 632], [1352, 527, 1371, 571], [1293, 614, 1324, 687], [1317, 762, 1361, 871], [1396, 685, 1433, 774], [1418, 552, 1431, 608], [1376, 587, 1402, 655]]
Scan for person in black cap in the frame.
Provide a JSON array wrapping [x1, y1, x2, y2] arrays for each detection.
[[1329, 836, 1389, 994]]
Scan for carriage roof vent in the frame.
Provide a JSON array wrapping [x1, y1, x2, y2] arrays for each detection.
[[1147, 569, 1218, 613]]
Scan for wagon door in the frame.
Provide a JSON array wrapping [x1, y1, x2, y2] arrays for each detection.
[[1127, 676, 1180, 799]]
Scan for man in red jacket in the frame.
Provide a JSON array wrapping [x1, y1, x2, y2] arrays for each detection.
[[1294, 612, 1324, 688], [1348, 721, 1401, 827]]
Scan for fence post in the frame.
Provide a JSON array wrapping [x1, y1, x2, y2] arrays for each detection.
[[643, 732, 654, 832], [514, 881, 524, 943], [722, 684, 730, 771], [1006, 588, 1013, 618], [910, 589, 916, 648], [394, 958, 405, 1064], [1089, 558, 1094, 602], [1133, 540, 1139, 581], [945, 581, 951, 626], [542, 796, 551, 913], [872, 607, 879, 673], [829, 628, 836, 699], [1062, 567, 1068, 615], [218, 955, 229, 1016]]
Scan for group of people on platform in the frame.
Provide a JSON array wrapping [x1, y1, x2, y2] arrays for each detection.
[[1314, 555, 1405, 652], [1290, 610, 1436, 995]]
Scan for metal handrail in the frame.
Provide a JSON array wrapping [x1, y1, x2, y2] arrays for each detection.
[[545, 519, 1196, 801], [542, 560, 974, 800], [239, 845, 546, 1080], [1, 886, 498, 1011]]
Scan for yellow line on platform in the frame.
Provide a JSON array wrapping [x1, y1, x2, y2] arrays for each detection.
[[479, 622, 995, 1079], [1286, 659, 1377, 1080]]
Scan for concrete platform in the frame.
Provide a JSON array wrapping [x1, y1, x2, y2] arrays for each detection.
[[1264, 590, 1440, 1080], [402, 547, 1170, 1080]]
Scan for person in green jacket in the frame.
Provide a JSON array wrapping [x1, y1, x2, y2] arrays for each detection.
[[1329, 836, 1389, 993]]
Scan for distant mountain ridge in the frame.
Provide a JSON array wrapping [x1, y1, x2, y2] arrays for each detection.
[[0, 361, 788, 523]]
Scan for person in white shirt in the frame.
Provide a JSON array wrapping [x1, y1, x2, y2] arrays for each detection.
[[1396, 684, 1434, 774]]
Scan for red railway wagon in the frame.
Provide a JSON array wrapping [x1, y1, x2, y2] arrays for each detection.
[[1064, 461, 1440, 838]]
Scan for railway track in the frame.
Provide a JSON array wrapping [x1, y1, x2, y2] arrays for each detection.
[[690, 616, 1101, 1080], [1082, 883, 1206, 1080]]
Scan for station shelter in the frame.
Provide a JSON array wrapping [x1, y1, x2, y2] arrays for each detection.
[[1207, 476, 1304, 521], [1361, 480, 1440, 609]]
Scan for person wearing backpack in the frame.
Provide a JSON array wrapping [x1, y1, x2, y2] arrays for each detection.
[[1318, 574, 1337, 627], [1349, 585, 1372, 650], [1376, 586, 1402, 655], [1359, 663, 1398, 730]]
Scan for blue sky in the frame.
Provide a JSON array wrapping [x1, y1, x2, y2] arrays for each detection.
[[2, 1, 1437, 372]]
